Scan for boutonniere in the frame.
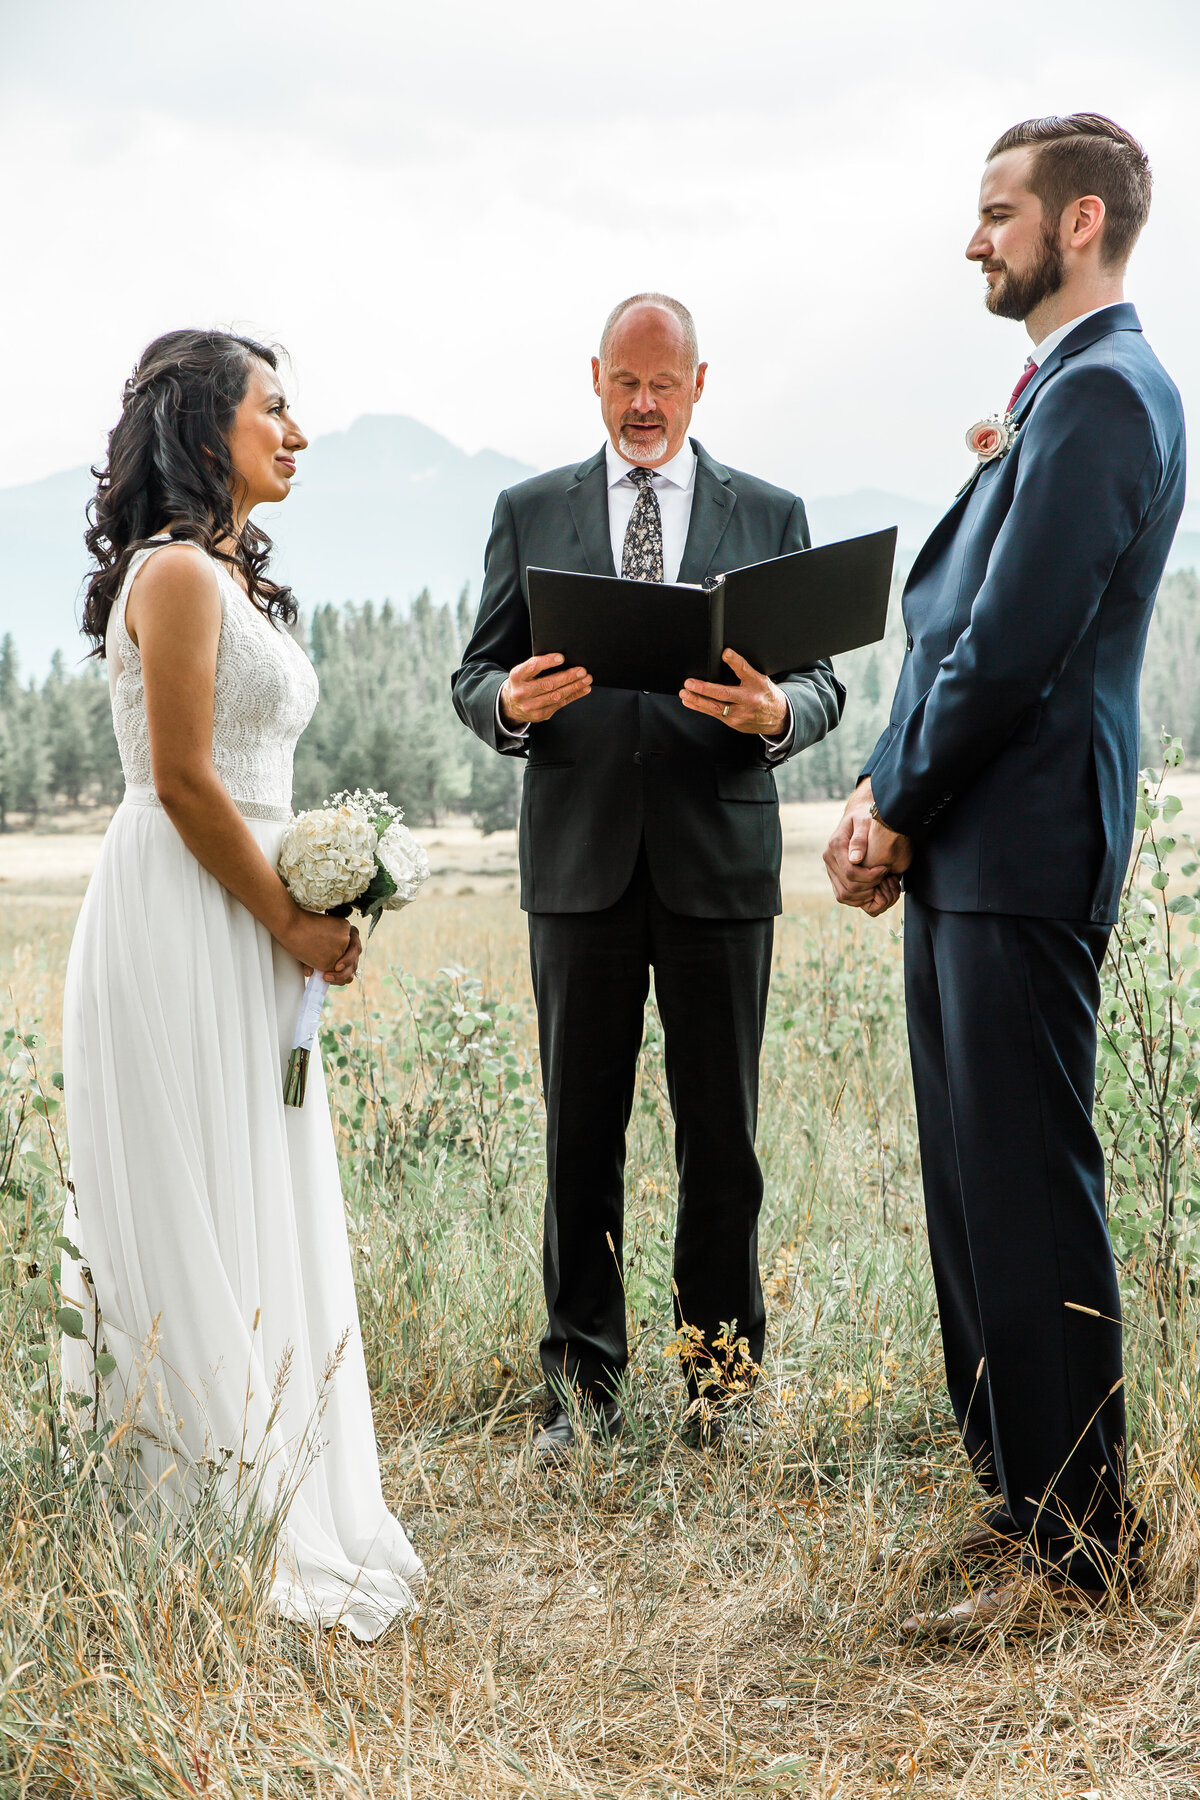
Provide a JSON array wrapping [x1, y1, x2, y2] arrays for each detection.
[[955, 412, 1021, 496], [965, 412, 1019, 465]]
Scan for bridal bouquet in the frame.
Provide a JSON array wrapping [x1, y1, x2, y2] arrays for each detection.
[[277, 788, 429, 1106]]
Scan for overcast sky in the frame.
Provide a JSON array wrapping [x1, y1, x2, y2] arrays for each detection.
[[2, 0, 1197, 507]]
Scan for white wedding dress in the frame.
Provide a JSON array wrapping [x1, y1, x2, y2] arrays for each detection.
[[60, 539, 424, 1639]]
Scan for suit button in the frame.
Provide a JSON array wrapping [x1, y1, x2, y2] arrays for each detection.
[[906, 634, 914, 651], [633, 752, 642, 765]]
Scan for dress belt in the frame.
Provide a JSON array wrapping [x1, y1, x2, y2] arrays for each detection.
[[122, 783, 292, 824]]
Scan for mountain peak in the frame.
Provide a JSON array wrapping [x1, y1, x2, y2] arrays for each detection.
[[288, 413, 534, 484], [1, 414, 1195, 677]]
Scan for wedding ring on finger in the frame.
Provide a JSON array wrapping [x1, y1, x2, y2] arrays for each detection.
[[722, 703, 730, 718]]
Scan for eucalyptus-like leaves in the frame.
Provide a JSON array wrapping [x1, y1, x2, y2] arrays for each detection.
[[1096, 732, 1200, 1341]]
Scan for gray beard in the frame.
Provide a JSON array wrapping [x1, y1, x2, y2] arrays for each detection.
[[619, 426, 667, 463]]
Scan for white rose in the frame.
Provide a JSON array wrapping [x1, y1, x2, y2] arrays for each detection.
[[278, 806, 378, 912], [377, 821, 430, 909]]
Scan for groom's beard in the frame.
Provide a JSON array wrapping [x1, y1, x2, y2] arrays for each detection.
[[984, 222, 1065, 322]]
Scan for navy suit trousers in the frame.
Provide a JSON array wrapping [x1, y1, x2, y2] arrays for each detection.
[[904, 897, 1140, 1587]]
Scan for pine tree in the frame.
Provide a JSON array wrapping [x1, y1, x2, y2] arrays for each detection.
[[45, 651, 92, 807], [0, 634, 18, 707], [5, 564, 1193, 831]]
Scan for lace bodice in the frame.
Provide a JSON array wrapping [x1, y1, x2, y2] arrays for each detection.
[[109, 541, 318, 818]]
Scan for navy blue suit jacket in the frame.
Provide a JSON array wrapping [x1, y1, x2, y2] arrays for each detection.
[[865, 304, 1185, 924]]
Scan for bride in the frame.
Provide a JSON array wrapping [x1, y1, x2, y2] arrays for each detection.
[[59, 328, 424, 1639]]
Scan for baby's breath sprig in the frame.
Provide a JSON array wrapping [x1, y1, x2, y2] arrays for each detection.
[[328, 788, 407, 835]]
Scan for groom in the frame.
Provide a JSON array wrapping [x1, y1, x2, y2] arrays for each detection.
[[453, 294, 844, 1457], [825, 115, 1185, 1629]]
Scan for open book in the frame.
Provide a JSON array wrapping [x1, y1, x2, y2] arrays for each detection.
[[526, 527, 897, 693]]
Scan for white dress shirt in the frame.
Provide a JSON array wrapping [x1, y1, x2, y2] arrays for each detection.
[[498, 437, 794, 756], [1027, 302, 1125, 375], [605, 437, 697, 582]]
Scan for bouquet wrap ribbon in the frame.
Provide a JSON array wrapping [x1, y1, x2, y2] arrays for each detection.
[[284, 971, 329, 1108]]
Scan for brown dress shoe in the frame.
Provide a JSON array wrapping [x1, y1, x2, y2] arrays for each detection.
[[900, 1576, 1104, 1639], [957, 1524, 1021, 1559]]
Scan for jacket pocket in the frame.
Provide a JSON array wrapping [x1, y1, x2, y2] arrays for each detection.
[[716, 767, 778, 803], [526, 759, 576, 771]]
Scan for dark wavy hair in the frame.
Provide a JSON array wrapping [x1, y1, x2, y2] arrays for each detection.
[[82, 328, 298, 655]]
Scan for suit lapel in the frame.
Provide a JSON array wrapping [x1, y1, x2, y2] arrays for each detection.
[[566, 438, 739, 582], [1012, 301, 1142, 423], [565, 449, 616, 576], [906, 307, 1144, 593], [678, 441, 736, 583]]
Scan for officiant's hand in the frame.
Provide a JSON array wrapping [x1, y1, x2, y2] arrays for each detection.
[[680, 649, 788, 735], [501, 653, 593, 726]]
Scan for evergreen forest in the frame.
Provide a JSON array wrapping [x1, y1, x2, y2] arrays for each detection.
[[2, 569, 1197, 831]]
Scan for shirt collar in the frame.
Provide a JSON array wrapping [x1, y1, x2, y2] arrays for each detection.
[[1029, 302, 1127, 370], [605, 436, 697, 491]]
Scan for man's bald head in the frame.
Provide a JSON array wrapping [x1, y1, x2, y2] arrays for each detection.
[[592, 293, 707, 468], [599, 293, 699, 370]]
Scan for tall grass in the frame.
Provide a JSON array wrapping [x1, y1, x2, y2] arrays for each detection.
[[2, 892, 1200, 1797]]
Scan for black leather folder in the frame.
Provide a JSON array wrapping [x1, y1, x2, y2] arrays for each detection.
[[526, 526, 897, 693]]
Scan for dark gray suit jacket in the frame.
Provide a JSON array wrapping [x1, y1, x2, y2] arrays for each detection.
[[451, 439, 845, 916]]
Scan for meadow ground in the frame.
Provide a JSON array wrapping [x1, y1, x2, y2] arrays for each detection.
[[3, 791, 1200, 1798]]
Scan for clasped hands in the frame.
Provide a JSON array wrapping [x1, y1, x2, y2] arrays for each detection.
[[823, 778, 912, 917], [500, 647, 788, 736]]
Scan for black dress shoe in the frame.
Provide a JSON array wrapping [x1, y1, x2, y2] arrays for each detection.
[[532, 1404, 576, 1463], [688, 1396, 763, 1452], [593, 1399, 624, 1445], [532, 1400, 625, 1464]]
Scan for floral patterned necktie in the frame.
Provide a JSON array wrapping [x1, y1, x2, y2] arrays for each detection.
[[621, 467, 664, 582]]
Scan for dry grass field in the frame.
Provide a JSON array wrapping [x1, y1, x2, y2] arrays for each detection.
[[3, 790, 1200, 1798]]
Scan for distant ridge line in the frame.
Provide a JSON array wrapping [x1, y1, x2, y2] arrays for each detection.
[[1, 415, 1197, 676]]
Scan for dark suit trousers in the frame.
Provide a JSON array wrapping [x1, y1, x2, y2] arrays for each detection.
[[529, 847, 773, 1401], [904, 896, 1139, 1588]]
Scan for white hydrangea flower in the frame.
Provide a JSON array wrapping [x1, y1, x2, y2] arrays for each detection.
[[278, 806, 378, 912], [377, 821, 431, 909]]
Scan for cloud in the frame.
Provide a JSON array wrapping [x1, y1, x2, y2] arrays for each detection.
[[2, 0, 1197, 505]]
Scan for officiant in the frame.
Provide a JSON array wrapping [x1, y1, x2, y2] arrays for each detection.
[[451, 294, 844, 1458]]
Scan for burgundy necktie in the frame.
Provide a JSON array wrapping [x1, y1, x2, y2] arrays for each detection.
[[1006, 358, 1038, 414]]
